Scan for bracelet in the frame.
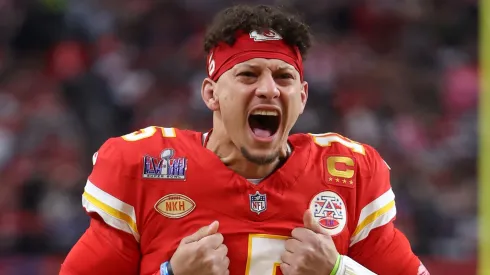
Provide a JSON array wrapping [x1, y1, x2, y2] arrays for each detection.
[[160, 261, 174, 275], [167, 261, 174, 275], [160, 262, 169, 275], [330, 254, 341, 275]]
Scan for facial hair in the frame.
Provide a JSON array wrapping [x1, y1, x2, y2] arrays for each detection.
[[240, 146, 280, 165]]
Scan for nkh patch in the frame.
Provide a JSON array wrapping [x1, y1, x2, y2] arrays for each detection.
[[309, 191, 347, 236], [249, 191, 267, 214], [143, 148, 187, 180], [154, 194, 195, 219]]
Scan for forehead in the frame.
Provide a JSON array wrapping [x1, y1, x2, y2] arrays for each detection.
[[233, 58, 296, 71]]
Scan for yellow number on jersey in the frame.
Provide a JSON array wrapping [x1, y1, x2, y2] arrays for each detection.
[[310, 132, 366, 155], [121, 126, 176, 141], [245, 234, 287, 275]]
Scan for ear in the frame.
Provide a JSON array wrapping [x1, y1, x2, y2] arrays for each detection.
[[299, 81, 308, 114], [201, 77, 219, 111]]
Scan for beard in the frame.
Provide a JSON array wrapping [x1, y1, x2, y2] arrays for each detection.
[[240, 146, 280, 165]]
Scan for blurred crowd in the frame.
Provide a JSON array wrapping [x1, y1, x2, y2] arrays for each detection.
[[0, 0, 478, 274]]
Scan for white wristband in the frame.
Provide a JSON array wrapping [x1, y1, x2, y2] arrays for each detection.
[[335, 255, 377, 275]]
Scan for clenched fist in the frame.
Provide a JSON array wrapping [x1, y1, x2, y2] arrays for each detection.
[[280, 211, 339, 275], [170, 221, 230, 275]]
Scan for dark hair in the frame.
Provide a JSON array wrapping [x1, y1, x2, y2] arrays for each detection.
[[203, 4, 312, 59]]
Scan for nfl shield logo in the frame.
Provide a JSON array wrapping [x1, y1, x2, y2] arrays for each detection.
[[249, 191, 267, 214]]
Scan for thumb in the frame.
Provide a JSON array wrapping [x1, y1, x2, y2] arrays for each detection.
[[303, 210, 329, 235], [182, 221, 220, 244]]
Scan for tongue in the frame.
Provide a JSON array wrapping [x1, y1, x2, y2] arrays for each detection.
[[252, 128, 272, 138]]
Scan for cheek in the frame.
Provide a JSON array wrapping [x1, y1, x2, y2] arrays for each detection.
[[284, 96, 303, 126], [220, 96, 242, 123], [221, 88, 247, 112], [219, 93, 234, 113]]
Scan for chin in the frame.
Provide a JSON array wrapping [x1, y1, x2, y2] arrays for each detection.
[[240, 146, 279, 165]]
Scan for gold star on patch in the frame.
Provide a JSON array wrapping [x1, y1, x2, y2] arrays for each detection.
[[335, 178, 340, 182], [349, 180, 354, 184], [342, 179, 347, 183], [329, 177, 333, 181]]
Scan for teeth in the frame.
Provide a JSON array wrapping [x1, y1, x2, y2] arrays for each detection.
[[251, 110, 279, 116]]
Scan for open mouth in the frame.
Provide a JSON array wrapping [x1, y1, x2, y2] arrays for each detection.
[[248, 109, 280, 139]]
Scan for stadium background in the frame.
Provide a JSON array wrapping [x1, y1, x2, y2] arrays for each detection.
[[0, 0, 479, 274]]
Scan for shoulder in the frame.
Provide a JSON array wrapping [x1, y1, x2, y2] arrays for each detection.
[[291, 132, 388, 173], [96, 126, 201, 166], [87, 126, 200, 199], [83, 126, 201, 241], [118, 126, 200, 151]]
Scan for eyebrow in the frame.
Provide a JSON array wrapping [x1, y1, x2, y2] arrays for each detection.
[[277, 64, 295, 70], [237, 64, 260, 70]]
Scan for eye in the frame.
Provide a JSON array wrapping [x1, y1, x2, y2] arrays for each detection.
[[237, 71, 257, 77], [277, 73, 294, 79]]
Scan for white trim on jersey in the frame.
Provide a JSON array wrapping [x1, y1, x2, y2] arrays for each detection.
[[162, 127, 176, 137], [335, 256, 376, 275], [82, 180, 140, 242], [350, 188, 396, 247], [202, 132, 209, 146]]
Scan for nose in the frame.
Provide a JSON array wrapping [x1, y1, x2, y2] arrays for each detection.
[[255, 74, 280, 100]]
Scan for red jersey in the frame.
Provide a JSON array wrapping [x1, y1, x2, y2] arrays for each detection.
[[60, 126, 426, 275]]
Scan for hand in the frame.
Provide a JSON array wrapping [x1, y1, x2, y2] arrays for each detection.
[[280, 210, 339, 275], [170, 221, 230, 275]]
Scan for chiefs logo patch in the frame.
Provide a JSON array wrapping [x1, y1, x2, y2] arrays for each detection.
[[324, 156, 356, 188], [249, 29, 283, 41], [154, 194, 195, 219], [309, 191, 347, 236]]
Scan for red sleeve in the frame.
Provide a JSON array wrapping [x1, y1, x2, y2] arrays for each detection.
[[347, 145, 429, 275], [61, 138, 162, 274], [60, 218, 141, 274], [82, 137, 140, 243]]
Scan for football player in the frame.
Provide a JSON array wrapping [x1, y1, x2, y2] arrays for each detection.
[[60, 4, 429, 275]]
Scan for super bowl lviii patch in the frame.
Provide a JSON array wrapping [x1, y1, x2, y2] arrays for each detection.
[[143, 148, 187, 180]]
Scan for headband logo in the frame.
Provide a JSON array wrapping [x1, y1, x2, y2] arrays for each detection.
[[249, 29, 282, 42]]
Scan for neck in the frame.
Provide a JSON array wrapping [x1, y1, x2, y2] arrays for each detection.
[[205, 127, 285, 179]]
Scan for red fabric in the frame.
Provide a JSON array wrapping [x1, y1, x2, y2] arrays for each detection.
[[60, 218, 146, 275], [207, 29, 303, 81], [61, 128, 425, 274], [349, 224, 423, 274]]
